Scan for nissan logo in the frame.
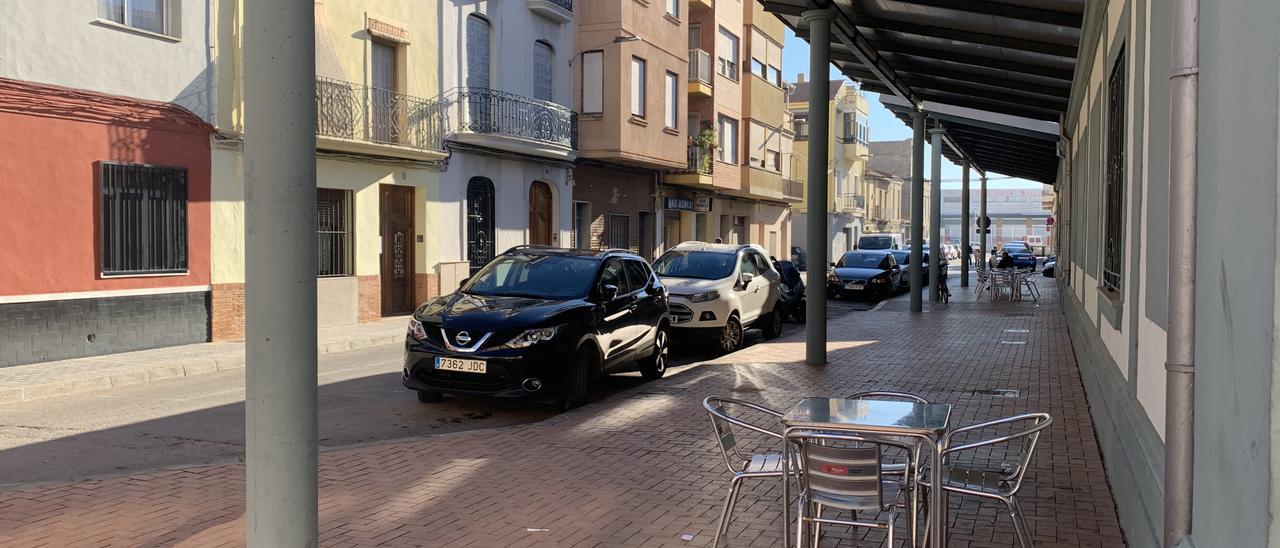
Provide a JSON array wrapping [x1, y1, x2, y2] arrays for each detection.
[[455, 331, 472, 345]]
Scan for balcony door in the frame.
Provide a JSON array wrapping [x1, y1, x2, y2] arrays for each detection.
[[371, 41, 397, 144], [466, 177, 495, 274], [529, 181, 554, 246], [466, 14, 492, 131]]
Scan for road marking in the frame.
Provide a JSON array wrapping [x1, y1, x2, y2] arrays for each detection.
[[1000, 341, 1027, 345], [1004, 329, 1030, 333]]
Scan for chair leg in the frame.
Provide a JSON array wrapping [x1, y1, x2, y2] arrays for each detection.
[[887, 518, 895, 548], [1009, 497, 1035, 548], [713, 477, 743, 548], [795, 499, 808, 548], [811, 503, 823, 548]]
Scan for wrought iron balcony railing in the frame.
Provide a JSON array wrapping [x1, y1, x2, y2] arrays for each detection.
[[688, 49, 713, 86], [685, 146, 714, 175], [315, 77, 446, 152], [446, 87, 577, 150], [547, 0, 572, 11]]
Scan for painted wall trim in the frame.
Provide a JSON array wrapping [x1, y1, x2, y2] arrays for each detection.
[[0, 285, 212, 305]]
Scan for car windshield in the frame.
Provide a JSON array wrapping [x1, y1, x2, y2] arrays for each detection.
[[462, 254, 598, 299], [653, 250, 737, 280], [890, 251, 911, 264], [838, 252, 887, 268], [859, 236, 893, 249]]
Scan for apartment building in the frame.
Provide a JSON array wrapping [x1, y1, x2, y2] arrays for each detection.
[[0, 0, 215, 367], [788, 78, 870, 256], [863, 169, 903, 238], [940, 187, 1050, 247], [660, 0, 799, 259], [869, 138, 927, 243], [571, 0, 687, 257], [210, 0, 448, 338]]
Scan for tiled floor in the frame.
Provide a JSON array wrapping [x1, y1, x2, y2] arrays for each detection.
[[0, 278, 1124, 547]]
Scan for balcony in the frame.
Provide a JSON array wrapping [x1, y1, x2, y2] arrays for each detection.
[[666, 146, 715, 187], [444, 87, 578, 160], [690, 0, 713, 10], [783, 178, 804, 202], [836, 193, 865, 213], [527, 0, 572, 23], [315, 77, 447, 161], [688, 49, 713, 98]]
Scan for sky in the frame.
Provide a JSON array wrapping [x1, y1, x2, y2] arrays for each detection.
[[780, 29, 1043, 190]]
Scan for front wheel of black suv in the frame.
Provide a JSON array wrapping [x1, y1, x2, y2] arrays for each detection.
[[639, 327, 669, 380], [761, 309, 783, 340], [558, 348, 592, 411], [416, 390, 444, 403]]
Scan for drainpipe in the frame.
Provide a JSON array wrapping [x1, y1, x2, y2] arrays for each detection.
[[1164, 0, 1199, 543]]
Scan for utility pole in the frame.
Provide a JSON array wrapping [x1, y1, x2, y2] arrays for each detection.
[[802, 9, 834, 365], [243, 1, 319, 545], [908, 111, 925, 313]]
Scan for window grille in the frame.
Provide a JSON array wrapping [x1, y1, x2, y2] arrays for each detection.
[[316, 188, 352, 277], [1103, 49, 1126, 293], [99, 162, 188, 275]]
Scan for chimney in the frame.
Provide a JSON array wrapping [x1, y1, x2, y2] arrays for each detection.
[[796, 72, 806, 83]]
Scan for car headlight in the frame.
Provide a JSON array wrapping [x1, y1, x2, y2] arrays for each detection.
[[827, 271, 840, 283], [870, 277, 887, 285], [686, 290, 720, 303], [503, 325, 563, 349], [407, 318, 427, 341]]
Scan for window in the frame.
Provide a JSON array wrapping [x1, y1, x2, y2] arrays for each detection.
[[749, 29, 783, 86], [99, 162, 188, 275], [666, 0, 679, 18], [466, 14, 491, 89], [716, 27, 739, 81], [793, 113, 809, 141], [1103, 48, 1127, 294], [371, 40, 398, 143], [749, 121, 781, 171], [99, 0, 175, 36], [717, 115, 738, 164], [582, 51, 603, 114], [631, 57, 646, 118], [688, 25, 700, 50], [664, 72, 678, 129], [609, 214, 631, 249], [738, 253, 760, 276], [841, 112, 854, 142], [533, 41, 553, 102], [624, 260, 650, 292], [599, 259, 630, 293], [317, 188, 352, 277]]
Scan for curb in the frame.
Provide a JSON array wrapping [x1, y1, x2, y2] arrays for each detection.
[[0, 334, 403, 406]]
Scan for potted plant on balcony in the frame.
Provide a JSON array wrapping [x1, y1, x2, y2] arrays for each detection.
[[690, 125, 718, 173]]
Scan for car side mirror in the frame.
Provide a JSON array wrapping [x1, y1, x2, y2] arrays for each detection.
[[829, 262, 837, 268], [738, 272, 755, 288], [598, 284, 619, 302]]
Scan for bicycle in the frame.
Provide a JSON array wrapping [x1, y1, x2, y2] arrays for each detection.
[[937, 270, 951, 304]]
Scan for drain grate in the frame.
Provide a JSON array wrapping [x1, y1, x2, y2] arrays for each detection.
[[969, 389, 1020, 398]]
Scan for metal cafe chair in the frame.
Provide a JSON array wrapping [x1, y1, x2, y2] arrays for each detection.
[[703, 396, 794, 548], [919, 413, 1053, 548], [1017, 267, 1041, 302], [786, 429, 916, 548], [973, 265, 990, 300], [847, 391, 931, 547], [989, 270, 1017, 302]]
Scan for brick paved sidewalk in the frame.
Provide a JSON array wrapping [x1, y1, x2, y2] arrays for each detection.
[[0, 316, 410, 405], [0, 279, 1124, 547]]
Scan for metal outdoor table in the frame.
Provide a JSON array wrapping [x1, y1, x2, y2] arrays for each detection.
[[781, 397, 953, 547]]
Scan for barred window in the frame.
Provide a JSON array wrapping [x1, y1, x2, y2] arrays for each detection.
[[609, 214, 631, 249], [1103, 48, 1126, 294], [99, 162, 188, 275], [317, 188, 352, 277]]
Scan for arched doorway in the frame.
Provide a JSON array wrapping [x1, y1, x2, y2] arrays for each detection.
[[529, 181, 553, 246], [466, 177, 495, 274]]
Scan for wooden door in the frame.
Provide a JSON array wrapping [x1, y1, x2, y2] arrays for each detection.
[[529, 181, 553, 246], [380, 185, 415, 315]]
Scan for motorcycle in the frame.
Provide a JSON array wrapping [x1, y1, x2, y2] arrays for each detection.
[[774, 260, 807, 323]]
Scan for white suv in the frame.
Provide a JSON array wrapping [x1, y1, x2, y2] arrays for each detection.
[[652, 242, 782, 353]]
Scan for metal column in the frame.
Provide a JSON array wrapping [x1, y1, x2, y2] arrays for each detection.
[[960, 160, 970, 287], [928, 127, 944, 302], [243, 1, 319, 546], [980, 173, 988, 259], [803, 9, 834, 365], [908, 111, 925, 313]]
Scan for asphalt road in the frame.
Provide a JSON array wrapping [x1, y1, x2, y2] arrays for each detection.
[[0, 297, 872, 487]]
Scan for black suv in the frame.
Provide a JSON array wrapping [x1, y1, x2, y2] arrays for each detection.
[[402, 246, 670, 410]]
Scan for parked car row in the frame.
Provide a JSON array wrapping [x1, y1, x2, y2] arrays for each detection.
[[402, 243, 787, 411]]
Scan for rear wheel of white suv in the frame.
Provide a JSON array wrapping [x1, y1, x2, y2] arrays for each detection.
[[719, 315, 744, 355]]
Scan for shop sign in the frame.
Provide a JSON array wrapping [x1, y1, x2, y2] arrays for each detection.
[[664, 197, 695, 211], [694, 197, 712, 212]]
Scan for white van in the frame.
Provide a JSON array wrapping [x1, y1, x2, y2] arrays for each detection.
[[857, 233, 904, 250], [1022, 235, 1045, 255]]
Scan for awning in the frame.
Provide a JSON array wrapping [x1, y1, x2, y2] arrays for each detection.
[[762, 0, 1082, 183]]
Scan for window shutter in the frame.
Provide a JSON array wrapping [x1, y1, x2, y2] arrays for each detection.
[[466, 15, 491, 89], [751, 29, 766, 65], [631, 57, 645, 117], [534, 42, 553, 102], [664, 72, 677, 128], [582, 51, 603, 114]]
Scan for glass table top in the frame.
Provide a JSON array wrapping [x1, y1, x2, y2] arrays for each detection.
[[781, 397, 952, 435]]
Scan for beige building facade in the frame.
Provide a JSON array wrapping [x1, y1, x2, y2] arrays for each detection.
[[787, 78, 870, 258]]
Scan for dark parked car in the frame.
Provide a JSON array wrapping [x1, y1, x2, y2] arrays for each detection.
[[1042, 256, 1057, 278], [888, 250, 941, 290], [999, 242, 1038, 269], [827, 250, 901, 300], [791, 246, 808, 271], [403, 246, 669, 410]]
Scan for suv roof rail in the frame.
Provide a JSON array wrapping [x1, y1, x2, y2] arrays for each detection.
[[602, 248, 636, 255]]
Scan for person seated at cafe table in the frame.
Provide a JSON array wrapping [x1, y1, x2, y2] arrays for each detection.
[[997, 250, 1015, 269]]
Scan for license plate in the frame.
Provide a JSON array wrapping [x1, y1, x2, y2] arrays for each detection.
[[435, 356, 486, 374], [845, 282, 864, 290]]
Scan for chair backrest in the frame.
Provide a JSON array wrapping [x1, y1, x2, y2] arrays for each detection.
[[703, 396, 783, 473], [944, 413, 1052, 495], [848, 390, 930, 404], [788, 430, 912, 511]]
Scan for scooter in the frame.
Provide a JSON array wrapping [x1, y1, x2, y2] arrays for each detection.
[[774, 260, 807, 323]]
